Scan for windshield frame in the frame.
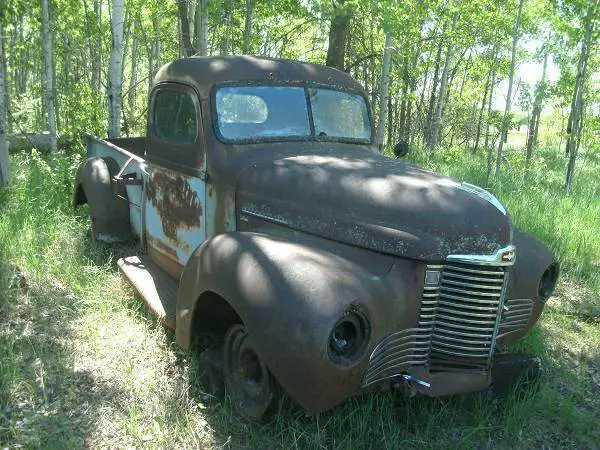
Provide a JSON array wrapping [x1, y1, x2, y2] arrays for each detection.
[[210, 80, 373, 146]]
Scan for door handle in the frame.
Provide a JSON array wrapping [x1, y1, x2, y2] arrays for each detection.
[[113, 173, 143, 186]]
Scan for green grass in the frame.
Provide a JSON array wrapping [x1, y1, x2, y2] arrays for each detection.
[[1, 147, 599, 448]]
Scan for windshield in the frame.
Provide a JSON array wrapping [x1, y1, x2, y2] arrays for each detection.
[[215, 85, 371, 144]]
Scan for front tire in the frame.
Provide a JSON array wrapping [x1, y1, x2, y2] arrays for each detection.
[[223, 324, 274, 420]]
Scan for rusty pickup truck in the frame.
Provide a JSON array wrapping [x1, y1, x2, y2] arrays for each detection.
[[73, 56, 559, 419]]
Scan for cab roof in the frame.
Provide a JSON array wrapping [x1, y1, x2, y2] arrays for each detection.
[[153, 55, 367, 99]]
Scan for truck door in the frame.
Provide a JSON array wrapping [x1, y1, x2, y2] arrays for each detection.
[[144, 83, 206, 278]]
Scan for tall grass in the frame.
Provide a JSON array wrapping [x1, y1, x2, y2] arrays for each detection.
[[406, 145, 600, 294], [1, 148, 599, 448]]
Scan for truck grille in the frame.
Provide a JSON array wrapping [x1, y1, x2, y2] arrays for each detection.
[[362, 260, 509, 387], [429, 263, 507, 371], [497, 298, 533, 338]]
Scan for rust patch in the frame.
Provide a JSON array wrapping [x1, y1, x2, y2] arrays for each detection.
[[146, 170, 203, 241]]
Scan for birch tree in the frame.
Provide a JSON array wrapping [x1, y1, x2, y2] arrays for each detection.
[[525, 47, 549, 170], [177, 0, 194, 57], [195, 0, 208, 56], [375, 33, 393, 150], [243, 0, 253, 54], [565, 4, 595, 195], [495, 0, 525, 177], [41, 0, 57, 150], [0, 21, 9, 186], [148, 5, 161, 91], [429, 12, 459, 151], [108, 0, 124, 138]]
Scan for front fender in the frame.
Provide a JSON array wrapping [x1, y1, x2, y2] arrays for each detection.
[[498, 229, 558, 345], [176, 229, 396, 412]]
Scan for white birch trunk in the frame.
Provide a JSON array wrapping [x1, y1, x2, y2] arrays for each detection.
[[565, 10, 593, 195], [0, 22, 9, 186], [495, 0, 524, 177], [429, 13, 458, 151], [188, 0, 195, 48], [195, 0, 208, 56], [91, 0, 101, 94], [41, 0, 57, 150], [149, 6, 161, 91], [129, 27, 138, 113], [243, 0, 253, 54], [108, 0, 125, 138], [375, 33, 393, 150], [224, 0, 232, 55]]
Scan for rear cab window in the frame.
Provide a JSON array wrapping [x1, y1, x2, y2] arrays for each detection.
[[153, 90, 198, 145], [148, 84, 204, 174]]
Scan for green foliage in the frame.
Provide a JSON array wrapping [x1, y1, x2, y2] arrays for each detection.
[[406, 144, 600, 291]]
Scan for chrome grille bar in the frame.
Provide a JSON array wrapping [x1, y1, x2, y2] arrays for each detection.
[[497, 298, 533, 338]]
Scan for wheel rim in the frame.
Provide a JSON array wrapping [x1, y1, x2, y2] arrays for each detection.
[[223, 324, 273, 419]]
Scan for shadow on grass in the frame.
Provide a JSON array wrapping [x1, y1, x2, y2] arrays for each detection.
[[0, 266, 128, 448]]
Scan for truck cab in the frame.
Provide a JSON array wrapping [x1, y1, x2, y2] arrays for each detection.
[[74, 56, 559, 419]]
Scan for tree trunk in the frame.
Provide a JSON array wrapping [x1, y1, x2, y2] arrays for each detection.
[[565, 8, 594, 195], [17, 17, 27, 94], [177, 0, 194, 57], [129, 24, 138, 114], [495, 0, 524, 177], [91, 0, 102, 94], [41, 0, 57, 151], [425, 41, 443, 145], [525, 48, 548, 170], [224, 0, 232, 55], [485, 45, 498, 180], [0, 22, 9, 186], [429, 12, 458, 151], [398, 55, 409, 141], [243, 0, 253, 54], [473, 63, 492, 154], [326, 0, 351, 70], [149, 6, 161, 91], [195, 0, 208, 56], [387, 94, 394, 146], [375, 33, 393, 150], [108, 0, 125, 138]]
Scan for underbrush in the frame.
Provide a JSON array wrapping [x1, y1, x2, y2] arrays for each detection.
[[0, 150, 598, 448], [406, 145, 600, 296]]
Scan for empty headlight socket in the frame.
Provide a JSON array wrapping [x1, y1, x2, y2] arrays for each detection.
[[539, 262, 559, 302], [328, 308, 370, 365]]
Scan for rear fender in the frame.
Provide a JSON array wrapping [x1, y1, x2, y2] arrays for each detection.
[[73, 156, 130, 242]]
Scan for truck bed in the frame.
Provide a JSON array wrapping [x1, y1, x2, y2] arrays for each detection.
[[106, 137, 146, 159]]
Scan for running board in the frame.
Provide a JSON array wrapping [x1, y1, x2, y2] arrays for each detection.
[[117, 255, 178, 329]]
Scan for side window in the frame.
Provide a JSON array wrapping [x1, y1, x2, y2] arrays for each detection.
[[153, 90, 197, 145]]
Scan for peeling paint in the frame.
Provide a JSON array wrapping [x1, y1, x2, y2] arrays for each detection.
[[146, 171, 203, 242]]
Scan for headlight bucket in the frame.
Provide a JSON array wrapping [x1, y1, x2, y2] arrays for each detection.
[[539, 262, 559, 302], [328, 311, 369, 364]]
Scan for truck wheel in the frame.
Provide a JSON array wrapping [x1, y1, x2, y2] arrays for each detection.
[[197, 347, 225, 403], [223, 324, 274, 420]]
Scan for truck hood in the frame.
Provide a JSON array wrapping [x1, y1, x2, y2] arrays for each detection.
[[236, 152, 511, 261]]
